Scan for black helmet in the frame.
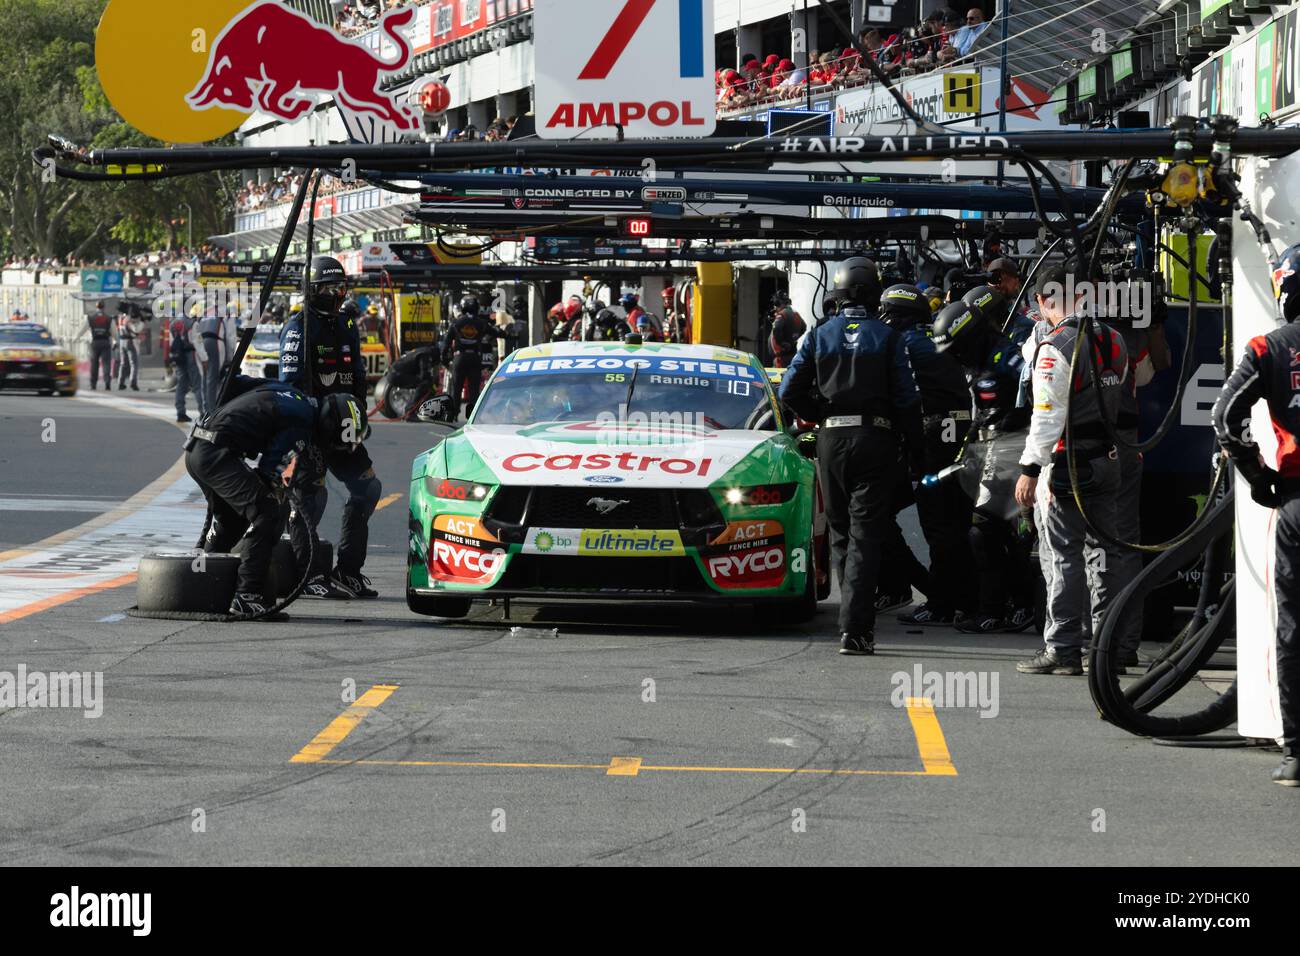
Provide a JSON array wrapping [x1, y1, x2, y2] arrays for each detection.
[[459, 295, 481, 317], [317, 393, 370, 453], [340, 299, 361, 321], [1273, 243, 1300, 322], [832, 257, 880, 308], [511, 294, 528, 311], [308, 256, 348, 313], [878, 284, 930, 328], [963, 285, 1006, 323], [931, 301, 987, 363]]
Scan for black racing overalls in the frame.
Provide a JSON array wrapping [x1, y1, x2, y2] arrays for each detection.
[[1214, 322, 1300, 758], [780, 307, 923, 636]]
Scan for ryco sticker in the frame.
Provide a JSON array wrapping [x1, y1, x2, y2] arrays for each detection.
[[431, 539, 506, 585], [705, 545, 785, 590]]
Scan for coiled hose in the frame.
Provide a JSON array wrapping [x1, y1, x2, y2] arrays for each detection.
[[1086, 490, 1239, 737]]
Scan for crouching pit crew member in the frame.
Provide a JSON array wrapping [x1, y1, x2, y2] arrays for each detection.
[[1014, 266, 1129, 676], [185, 386, 353, 617], [932, 299, 1035, 632], [781, 257, 924, 656], [1211, 242, 1300, 787], [280, 256, 382, 599]]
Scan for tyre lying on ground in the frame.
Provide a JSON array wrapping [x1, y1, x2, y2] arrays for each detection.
[[136, 552, 241, 614]]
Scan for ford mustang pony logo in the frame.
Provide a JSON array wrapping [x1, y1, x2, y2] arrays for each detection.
[[587, 497, 631, 515]]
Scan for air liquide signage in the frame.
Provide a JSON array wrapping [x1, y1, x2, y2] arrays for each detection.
[[534, 0, 716, 139]]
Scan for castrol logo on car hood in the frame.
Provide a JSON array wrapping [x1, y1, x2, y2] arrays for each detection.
[[464, 424, 768, 488]]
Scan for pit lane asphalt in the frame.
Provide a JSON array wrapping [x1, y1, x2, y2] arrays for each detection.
[[0, 387, 1293, 866]]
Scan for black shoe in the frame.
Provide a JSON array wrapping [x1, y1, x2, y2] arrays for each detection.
[[333, 568, 378, 599], [1272, 756, 1300, 787], [1006, 606, 1035, 632], [1016, 647, 1083, 676], [177, 414, 192, 423], [897, 603, 955, 626], [956, 614, 1011, 634], [131, 385, 140, 392], [838, 632, 875, 656], [229, 592, 274, 616], [302, 574, 351, 600], [874, 592, 912, 614]]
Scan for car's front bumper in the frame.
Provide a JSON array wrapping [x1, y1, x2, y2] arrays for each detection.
[[0, 364, 75, 392]]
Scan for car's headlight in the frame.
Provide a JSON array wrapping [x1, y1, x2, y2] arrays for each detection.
[[425, 476, 493, 502], [723, 484, 798, 507]]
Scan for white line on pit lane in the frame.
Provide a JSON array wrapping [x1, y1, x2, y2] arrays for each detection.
[[0, 499, 123, 513], [0, 475, 206, 616]]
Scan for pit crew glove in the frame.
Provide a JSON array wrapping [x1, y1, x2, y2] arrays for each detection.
[[1234, 454, 1284, 509]]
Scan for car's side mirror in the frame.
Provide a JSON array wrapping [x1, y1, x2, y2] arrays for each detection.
[[417, 395, 452, 424]]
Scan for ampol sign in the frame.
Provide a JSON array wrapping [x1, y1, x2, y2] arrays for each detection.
[[534, 0, 716, 140]]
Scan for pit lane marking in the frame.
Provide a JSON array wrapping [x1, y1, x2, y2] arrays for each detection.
[[289, 684, 400, 764], [0, 572, 139, 625], [295, 696, 957, 778], [906, 697, 958, 776], [375, 493, 403, 511]]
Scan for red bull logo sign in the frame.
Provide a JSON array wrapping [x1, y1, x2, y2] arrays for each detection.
[[96, 0, 419, 144]]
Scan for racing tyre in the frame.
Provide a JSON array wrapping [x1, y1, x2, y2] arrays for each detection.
[[136, 552, 240, 614], [406, 590, 472, 619], [815, 528, 832, 602]]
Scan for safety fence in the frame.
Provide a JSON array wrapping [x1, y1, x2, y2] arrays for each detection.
[[3, 285, 98, 361]]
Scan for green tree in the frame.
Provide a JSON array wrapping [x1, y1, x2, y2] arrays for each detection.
[[0, 0, 238, 262]]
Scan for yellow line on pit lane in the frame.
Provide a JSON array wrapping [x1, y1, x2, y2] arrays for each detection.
[[292, 695, 957, 777], [309, 758, 934, 777], [289, 684, 399, 764], [375, 493, 403, 511], [906, 697, 958, 776]]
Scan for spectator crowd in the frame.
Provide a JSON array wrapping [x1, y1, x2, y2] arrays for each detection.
[[332, 0, 418, 38], [717, 7, 990, 109]]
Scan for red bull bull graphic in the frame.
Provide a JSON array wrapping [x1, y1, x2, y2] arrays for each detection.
[[188, 2, 419, 136], [95, 0, 419, 145]]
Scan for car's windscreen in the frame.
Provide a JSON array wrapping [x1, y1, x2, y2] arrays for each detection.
[[252, 328, 281, 351], [474, 354, 777, 431], [0, 327, 53, 346]]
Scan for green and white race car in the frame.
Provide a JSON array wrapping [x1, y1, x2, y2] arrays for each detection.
[[406, 340, 829, 620]]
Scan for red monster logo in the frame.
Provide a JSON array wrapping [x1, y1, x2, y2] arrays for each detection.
[[187, 2, 419, 133]]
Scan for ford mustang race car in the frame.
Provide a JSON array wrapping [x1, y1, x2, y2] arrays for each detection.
[[239, 324, 283, 380], [0, 322, 77, 395], [407, 341, 829, 620]]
